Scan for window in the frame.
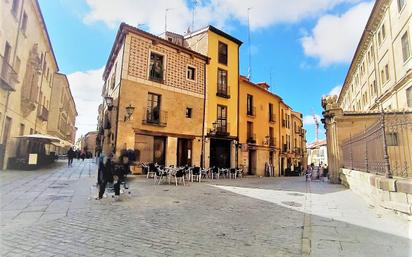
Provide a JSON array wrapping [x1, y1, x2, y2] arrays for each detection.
[[11, 0, 19, 16], [149, 52, 164, 82], [398, 0, 406, 12], [401, 31, 410, 62], [110, 63, 117, 89], [246, 94, 253, 115], [217, 105, 228, 133], [406, 86, 412, 108], [21, 12, 28, 33], [247, 121, 254, 142], [269, 103, 275, 122], [387, 132, 399, 146], [187, 66, 195, 81], [186, 108, 192, 118], [19, 123, 25, 136], [378, 31, 382, 45], [382, 24, 386, 40], [147, 93, 161, 123], [4, 42, 11, 64], [218, 41, 228, 65], [30, 128, 33, 134], [385, 64, 390, 81], [217, 69, 228, 97]]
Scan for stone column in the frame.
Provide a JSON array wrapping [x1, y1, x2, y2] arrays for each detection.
[[321, 96, 342, 184]]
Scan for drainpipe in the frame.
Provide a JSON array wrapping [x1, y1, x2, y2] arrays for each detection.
[[201, 62, 207, 169]]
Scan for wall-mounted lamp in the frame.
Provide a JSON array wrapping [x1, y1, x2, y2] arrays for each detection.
[[124, 104, 135, 121], [105, 96, 114, 111]]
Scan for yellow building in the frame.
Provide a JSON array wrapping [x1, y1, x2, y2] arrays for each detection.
[[0, 0, 73, 169], [47, 73, 77, 150], [185, 26, 242, 169], [239, 76, 306, 176], [100, 24, 208, 167]]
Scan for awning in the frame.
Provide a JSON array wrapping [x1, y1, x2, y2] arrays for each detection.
[[15, 134, 61, 143], [51, 139, 73, 148]]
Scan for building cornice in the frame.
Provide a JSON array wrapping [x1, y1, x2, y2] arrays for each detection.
[[338, 0, 389, 105]]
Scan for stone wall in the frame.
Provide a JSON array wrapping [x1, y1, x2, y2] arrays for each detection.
[[340, 168, 412, 216]]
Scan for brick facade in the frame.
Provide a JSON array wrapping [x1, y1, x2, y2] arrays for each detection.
[[127, 35, 205, 95]]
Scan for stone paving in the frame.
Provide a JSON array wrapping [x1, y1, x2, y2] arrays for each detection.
[[0, 159, 411, 257]]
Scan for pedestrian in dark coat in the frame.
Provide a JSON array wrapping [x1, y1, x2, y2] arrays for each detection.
[[67, 147, 75, 167], [97, 156, 113, 199]]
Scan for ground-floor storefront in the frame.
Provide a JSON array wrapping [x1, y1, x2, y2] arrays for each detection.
[[133, 132, 202, 167], [238, 145, 279, 177]]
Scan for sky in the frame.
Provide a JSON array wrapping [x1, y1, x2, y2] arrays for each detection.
[[38, 0, 375, 143]]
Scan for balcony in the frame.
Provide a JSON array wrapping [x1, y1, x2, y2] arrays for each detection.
[[142, 108, 167, 127], [216, 85, 230, 99], [247, 107, 256, 117], [295, 127, 301, 134], [0, 55, 18, 91], [282, 120, 286, 127], [215, 122, 230, 136], [269, 114, 276, 123], [269, 137, 276, 147], [37, 106, 49, 121], [282, 144, 288, 153], [294, 148, 302, 155], [247, 133, 256, 144]]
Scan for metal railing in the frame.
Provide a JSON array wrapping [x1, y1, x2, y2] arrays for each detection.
[[216, 85, 230, 98], [269, 114, 276, 123], [142, 108, 168, 127], [0, 55, 18, 91], [341, 112, 412, 178], [247, 133, 256, 143], [216, 122, 230, 136], [269, 137, 276, 147], [37, 105, 49, 121], [247, 107, 256, 117]]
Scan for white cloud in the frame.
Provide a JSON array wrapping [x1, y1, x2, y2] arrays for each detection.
[[67, 67, 104, 140], [327, 85, 342, 96], [301, 1, 374, 66], [303, 114, 321, 125], [83, 0, 363, 34]]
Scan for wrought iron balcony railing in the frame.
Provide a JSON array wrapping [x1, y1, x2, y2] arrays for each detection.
[[142, 108, 167, 127], [216, 85, 230, 99], [0, 55, 18, 91], [37, 105, 49, 121], [247, 133, 256, 143], [269, 137, 276, 147], [215, 122, 230, 136], [269, 114, 276, 123], [247, 107, 256, 117]]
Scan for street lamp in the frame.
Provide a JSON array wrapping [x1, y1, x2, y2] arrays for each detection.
[[105, 96, 114, 111], [124, 104, 135, 121]]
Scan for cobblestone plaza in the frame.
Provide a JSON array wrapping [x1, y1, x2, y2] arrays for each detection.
[[1, 160, 411, 257]]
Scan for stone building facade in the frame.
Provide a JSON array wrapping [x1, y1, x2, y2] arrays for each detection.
[[99, 23, 208, 167], [47, 73, 77, 148], [338, 0, 412, 112], [0, 0, 75, 169]]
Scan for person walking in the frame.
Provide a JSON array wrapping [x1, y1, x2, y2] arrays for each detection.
[[67, 147, 75, 167], [97, 155, 113, 200]]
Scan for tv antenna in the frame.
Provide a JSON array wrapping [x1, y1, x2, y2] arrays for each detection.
[[165, 8, 173, 33], [191, 0, 200, 32]]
